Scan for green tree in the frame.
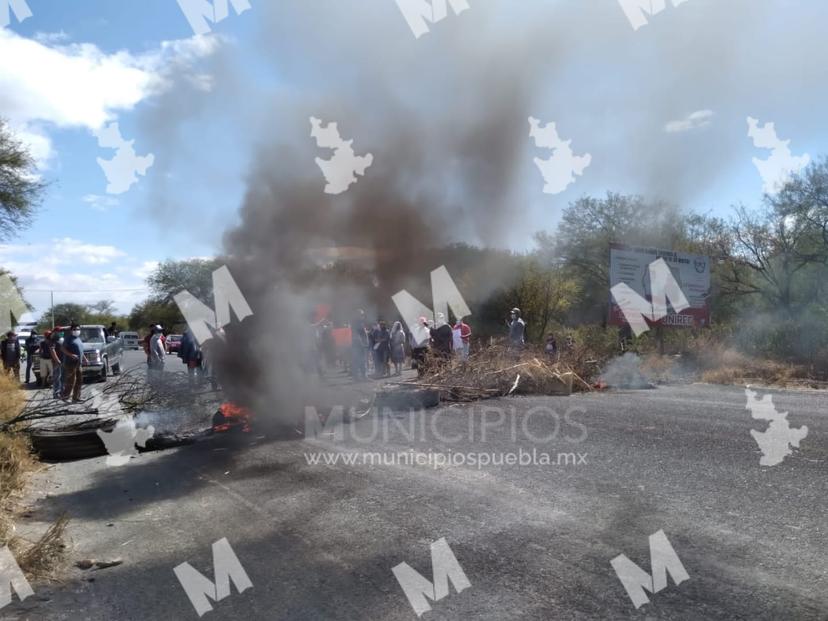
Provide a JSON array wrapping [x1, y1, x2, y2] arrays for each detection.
[[541, 193, 699, 324], [45, 303, 90, 327], [128, 297, 185, 332], [147, 258, 224, 303], [0, 119, 45, 241]]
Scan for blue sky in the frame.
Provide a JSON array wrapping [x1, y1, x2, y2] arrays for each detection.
[[1, 0, 825, 319]]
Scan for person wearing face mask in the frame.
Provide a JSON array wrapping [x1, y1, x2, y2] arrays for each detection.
[[61, 323, 87, 402]]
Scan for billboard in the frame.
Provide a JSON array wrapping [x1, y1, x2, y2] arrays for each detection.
[[608, 243, 711, 330]]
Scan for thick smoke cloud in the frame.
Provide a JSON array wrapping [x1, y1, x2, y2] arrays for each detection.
[[135, 0, 828, 418]]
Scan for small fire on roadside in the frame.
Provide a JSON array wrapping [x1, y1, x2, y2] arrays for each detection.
[[212, 402, 253, 434]]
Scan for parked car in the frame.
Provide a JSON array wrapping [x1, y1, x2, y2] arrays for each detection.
[[34, 325, 124, 384], [165, 334, 183, 354], [120, 331, 140, 350], [79, 325, 124, 382]]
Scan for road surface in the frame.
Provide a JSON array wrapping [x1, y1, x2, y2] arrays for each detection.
[[6, 383, 827, 620]]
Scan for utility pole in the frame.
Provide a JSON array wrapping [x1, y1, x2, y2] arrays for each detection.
[[50, 291, 54, 329]]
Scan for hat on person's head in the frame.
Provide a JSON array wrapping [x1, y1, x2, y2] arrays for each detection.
[[510, 307, 521, 315], [70, 322, 80, 330], [5, 331, 14, 337]]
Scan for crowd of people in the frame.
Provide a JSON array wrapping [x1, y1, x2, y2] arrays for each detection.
[[344, 310, 473, 381], [1, 324, 88, 402]]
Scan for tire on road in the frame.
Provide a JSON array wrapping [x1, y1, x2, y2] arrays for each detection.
[[100, 358, 108, 382], [30, 429, 108, 461]]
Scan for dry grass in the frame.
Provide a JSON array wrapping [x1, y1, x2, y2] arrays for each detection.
[[699, 349, 801, 386], [0, 374, 69, 579], [411, 344, 591, 401], [10, 514, 70, 580]]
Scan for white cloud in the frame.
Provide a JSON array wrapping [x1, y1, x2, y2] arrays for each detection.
[[132, 261, 159, 280], [0, 238, 126, 266], [664, 109, 714, 133], [0, 28, 220, 164], [82, 194, 120, 211], [0, 240, 148, 316]]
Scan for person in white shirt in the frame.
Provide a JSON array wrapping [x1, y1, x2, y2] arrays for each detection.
[[148, 325, 166, 383]]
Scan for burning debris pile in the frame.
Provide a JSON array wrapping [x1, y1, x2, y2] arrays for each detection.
[[404, 345, 593, 402]]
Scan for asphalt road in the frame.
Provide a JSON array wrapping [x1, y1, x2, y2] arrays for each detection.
[[6, 383, 827, 620]]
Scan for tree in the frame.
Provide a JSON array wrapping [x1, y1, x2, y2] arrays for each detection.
[[147, 258, 224, 303], [542, 193, 700, 324], [128, 297, 185, 332], [0, 119, 45, 241], [89, 300, 116, 315], [45, 303, 90, 327]]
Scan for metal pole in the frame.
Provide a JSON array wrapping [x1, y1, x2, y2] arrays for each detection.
[[51, 291, 54, 329]]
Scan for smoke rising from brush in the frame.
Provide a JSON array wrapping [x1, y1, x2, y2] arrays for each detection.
[[152, 0, 828, 417]]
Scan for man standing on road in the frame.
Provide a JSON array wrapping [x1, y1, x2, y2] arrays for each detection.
[[39, 330, 53, 387], [50, 331, 64, 398], [148, 325, 166, 383], [24, 330, 38, 384], [179, 328, 201, 389], [350, 309, 368, 381], [61, 323, 86, 402], [1, 331, 21, 381]]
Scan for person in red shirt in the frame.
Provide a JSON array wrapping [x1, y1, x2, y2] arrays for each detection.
[[454, 317, 471, 360]]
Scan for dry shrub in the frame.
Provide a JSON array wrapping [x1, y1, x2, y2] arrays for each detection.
[[696, 345, 801, 386], [0, 374, 35, 542], [414, 344, 591, 401], [10, 514, 70, 580], [0, 373, 25, 423], [0, 375, 68, 579]]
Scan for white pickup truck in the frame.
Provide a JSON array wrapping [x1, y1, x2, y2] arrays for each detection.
[[34, 324, 124, 384]]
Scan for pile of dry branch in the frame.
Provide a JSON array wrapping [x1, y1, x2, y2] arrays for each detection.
[[407, 345, 593, 402]]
